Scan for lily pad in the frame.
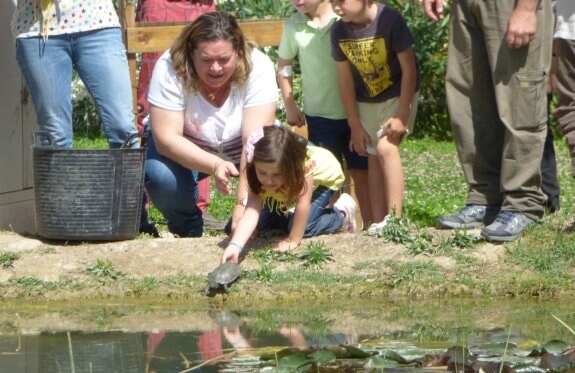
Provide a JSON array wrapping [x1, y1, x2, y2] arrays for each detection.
[[474, 341, 518, 356], [364, 356, 401, 368], [260, 347, 301, 361], [542, 339, 569, 354], [343, 344, 375, 358], [277, 353, 314, 371], [308, 349, 336, 364]]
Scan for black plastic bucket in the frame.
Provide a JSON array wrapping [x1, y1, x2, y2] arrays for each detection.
[[32, 132, 147, 241]]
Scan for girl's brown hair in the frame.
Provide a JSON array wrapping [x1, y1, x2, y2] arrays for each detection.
[[170, 11, 253, 92], [247, 126, 308, 207]]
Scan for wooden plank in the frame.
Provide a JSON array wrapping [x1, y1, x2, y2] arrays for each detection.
[[119, 0, 139, 121], [126, 19, 284, 53]]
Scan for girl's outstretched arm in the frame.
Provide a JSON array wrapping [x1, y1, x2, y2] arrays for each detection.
[[275, 175, 314, 252], [221, 192, 262, 263]]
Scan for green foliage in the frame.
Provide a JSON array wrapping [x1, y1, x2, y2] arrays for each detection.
[[206, 177, 238, 222], [126, 276, 158, 295], [8, 277, 66, 292], [371, 213, 474, 256], [405, 231, 441, 255], [217, 0, 293, 19], [298, 241, 334, 270], [375, 214, 413, 243], [84, 259, 125, 279], [73, 133, 108, 149], [71, 71, 102, 138], [39, 246, 57, 254], [385, 0, 451, 139], [246, 250, 276, 281], [505, 220, 575, 285], [385, 260, 439, 286], [402, 138, 467, 227], [447, 230, 479, 249], [0, 252, 20, 269]]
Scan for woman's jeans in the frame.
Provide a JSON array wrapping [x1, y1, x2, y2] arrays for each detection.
[[258, 186, 344, 237], [16, 28, 136, 149], [145, 135, 204, 237]]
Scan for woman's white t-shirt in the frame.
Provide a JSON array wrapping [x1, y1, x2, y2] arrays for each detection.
[[148, 48, 278, 164], [554, 0, 575, 40]]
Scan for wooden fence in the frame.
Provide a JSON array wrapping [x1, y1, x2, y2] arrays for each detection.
[[118, 1, 285, 116]]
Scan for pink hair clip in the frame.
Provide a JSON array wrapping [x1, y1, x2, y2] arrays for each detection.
[[245, 126, 265, 163]]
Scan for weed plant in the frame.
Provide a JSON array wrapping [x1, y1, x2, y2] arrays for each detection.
[[0, 252, 20, 269], [84, 259, 125, 279], [298, 241, 334, 270]]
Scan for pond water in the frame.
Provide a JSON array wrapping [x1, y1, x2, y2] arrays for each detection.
[[0, 297, 573, 372]]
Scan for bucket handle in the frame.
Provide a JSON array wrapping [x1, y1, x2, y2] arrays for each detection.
[[33, 131, 148, 149], [33, 131, 56, 148], [121, 132, 148, 149]]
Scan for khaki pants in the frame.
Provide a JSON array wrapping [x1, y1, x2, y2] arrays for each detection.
[[446, 0, 553, 220], [554, 38, 575, 176]]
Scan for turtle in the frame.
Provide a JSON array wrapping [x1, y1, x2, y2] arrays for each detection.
[[204, 262, 241, 296]]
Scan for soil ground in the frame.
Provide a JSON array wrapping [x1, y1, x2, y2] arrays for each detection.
[[0, 227, 523, 302]]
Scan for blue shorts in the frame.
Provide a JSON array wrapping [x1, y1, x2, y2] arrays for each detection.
[[305, 115, 368, 170]]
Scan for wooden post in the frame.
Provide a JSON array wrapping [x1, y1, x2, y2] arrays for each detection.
[[119, 0, 139, 129]]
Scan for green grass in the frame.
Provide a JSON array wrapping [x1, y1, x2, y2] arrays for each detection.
[[84, 259, 126, 279], [0, 252, 20, 269], [401, 138, 467, 227], [72, 135, 575, 291]]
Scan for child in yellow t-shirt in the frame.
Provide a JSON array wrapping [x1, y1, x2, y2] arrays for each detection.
[[221, 125, 357, 263]]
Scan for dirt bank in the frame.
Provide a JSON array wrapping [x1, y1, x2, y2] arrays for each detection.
[[0, 228, 566, 301]]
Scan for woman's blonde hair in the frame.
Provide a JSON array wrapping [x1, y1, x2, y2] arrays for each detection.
[[170, 11, 253, 92], [247, 126, 308, 208]]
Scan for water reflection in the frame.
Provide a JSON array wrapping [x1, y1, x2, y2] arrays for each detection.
[[0, 298, 573, 372]]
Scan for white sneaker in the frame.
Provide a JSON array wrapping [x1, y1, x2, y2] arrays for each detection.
[[367, 215, 392, 236], [334, 193, 357, 233]]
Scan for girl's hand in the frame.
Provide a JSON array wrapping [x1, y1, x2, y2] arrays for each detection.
[[221, 245, 241, 264], [285, 103, 306, 127], [349, 126, 371, 156], [274, 238, 300, 253], [383, 117, 408, 143], [213, 160, 239, 195]]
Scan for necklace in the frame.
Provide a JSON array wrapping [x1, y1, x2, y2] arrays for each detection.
[[200, 82, 231, 103]]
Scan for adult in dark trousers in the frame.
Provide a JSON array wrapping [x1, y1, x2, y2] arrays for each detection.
[[422, 0, 553, 242], [541, 93, 560, 213], [553, 0, 575, 182]]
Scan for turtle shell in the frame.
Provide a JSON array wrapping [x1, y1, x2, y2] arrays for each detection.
[[207, 262, 241, 288]]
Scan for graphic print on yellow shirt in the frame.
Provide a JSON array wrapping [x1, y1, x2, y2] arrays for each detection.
[[338, 37, 392, 98]]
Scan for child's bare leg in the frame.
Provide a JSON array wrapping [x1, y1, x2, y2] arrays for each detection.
[[376, 137, 404, 218], [349, 168, 372, 229], [368, 155, 388, 223]]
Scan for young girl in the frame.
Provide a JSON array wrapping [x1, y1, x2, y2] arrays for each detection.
[[277, 0, 371, 228], [221, 125, 357, 264], [330, 0, 420, 235]]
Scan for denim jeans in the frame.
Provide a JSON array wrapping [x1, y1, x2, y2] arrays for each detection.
[[16, 28, 136, 148], [258, 186, 344, 237], [145, 135, 204, 237]]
